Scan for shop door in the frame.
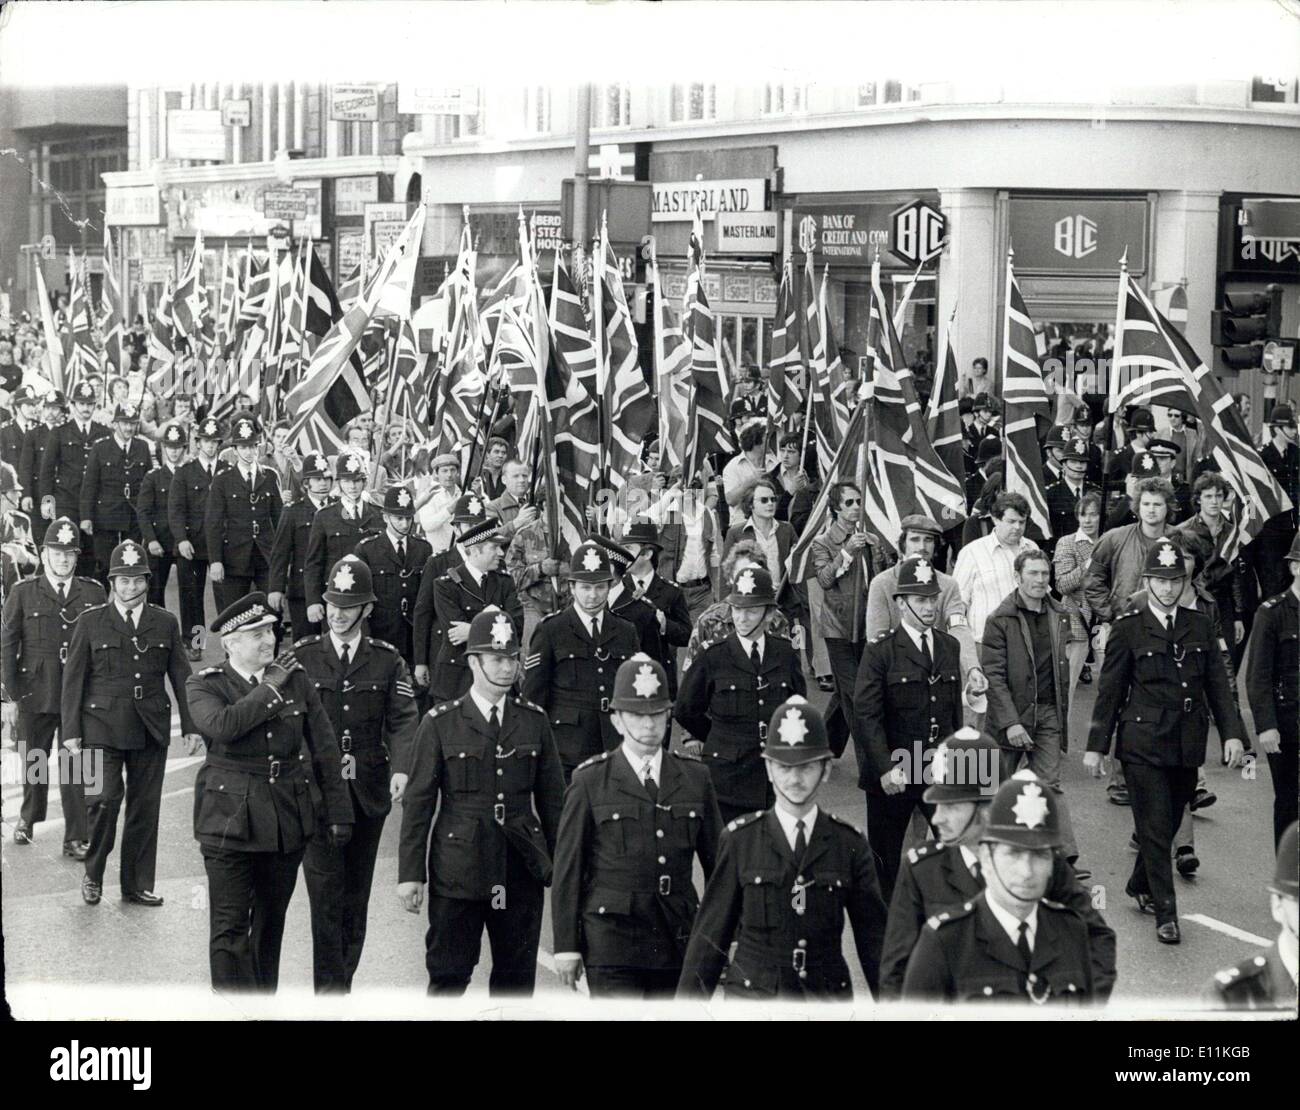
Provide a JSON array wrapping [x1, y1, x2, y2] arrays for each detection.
[[717, 313, 774, 376]]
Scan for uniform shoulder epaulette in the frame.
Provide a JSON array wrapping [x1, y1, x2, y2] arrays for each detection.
[[539, 610, 562, 623], [1261, 596, 1280, 609], [76, 576, 102, 587], [1213, 953, 1271, 991], [510, 695, 544, 715], [199, 665, 224, 676], [1115, 607, 1140, 621], [907, 841, 947, 866], [368, 637, 396, 653], [873, 630, 891, 642], [724, 809, 765, 834], [81, 601, 108, 614], [926, 900, 977, 930], [827, 811, 866, 837], [427, 701, 455, 719], [574, 751, 610, 774], [1040, 897, 1067, 911], [294, 634, 322, 648]]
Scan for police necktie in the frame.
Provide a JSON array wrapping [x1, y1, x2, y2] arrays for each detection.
[[794, 818, 807, 862], [338, 642, 350, 671], [129, 609, 138, 631], [920, 630, 933, 672], [1166, 613, 1176, 638], [1016, 920, 1032, 970], [250, 673, 259, 687], [749, 641, 761, 671], [488, 704, 500, 741], [57, 581, 67, 602], [643, 758, 658, 804], [971, 859, 982, 884], [397, 539, 406, 562]]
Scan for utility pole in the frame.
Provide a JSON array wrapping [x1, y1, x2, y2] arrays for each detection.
[[572, 83, 592, 288]]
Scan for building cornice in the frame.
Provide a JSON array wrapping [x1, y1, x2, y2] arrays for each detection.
[[103, 154, 400, 190]]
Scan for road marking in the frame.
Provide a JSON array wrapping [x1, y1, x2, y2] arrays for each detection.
[[1183, 913, 1271, 947]]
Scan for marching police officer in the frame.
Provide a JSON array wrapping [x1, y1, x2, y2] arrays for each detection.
[[619, 518, 692, 700], [411, 494, 489, 692], [901, 770, 1097, 1005], [136, 422, 187, 609], [552, 654, 723, 998], [295, 556, 418, 992], [187, 593, 353, 992], [61, 539, 200, 907], [169, 416, 224, 656], [523, 540, 640, 781], [1, 385, 39, 470], [677, 697, 888, 1001], [268, 451, 334, 640], [80, 402, 152, 586], [594, 533, 666, 665], [40, 380, 109, 576], [854, 555, 978, 903], [205, 415, 283, 612], [1044, 437, 1100, 547], [1206, 821, 1298, 1011], [1257, 403, 1299, 598], [18, 390, 66, 516], [675, 565, 806, 824], [303, 451, 381, 625], [2, 518, 105, 855], [880, 728, 1116, 1000], [1245, 531, 1300, 847], [352, 483, 432, 671], [398, 606, 566, 996], [1085, 536, 1246, 944]]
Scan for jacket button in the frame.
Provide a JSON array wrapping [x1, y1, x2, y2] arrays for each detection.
[[983, 986, 993, 996], [743, 979, 752, 988], [343, 705, 349, 711], [497, 793, 504, 800], [266, 731, 272, 738], [798, 939, 807, 947], [612, 813, 619, 820], [656, 829, 664, 838], [496, 768, 503, 776], [458, 752, 465, 758], [598, 906, 606, 914], [658, 856, 666, 864], [689, 811, 696, 818]]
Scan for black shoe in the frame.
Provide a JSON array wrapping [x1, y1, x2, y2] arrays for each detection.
[[186, 647, 203, 663], [1156, 921, 1181, 944], [816, 676, 835, 693], [1108, 789, 1131, 807], [122, 890, 164, 907], [13, 822, 33, 845], [81, 877, 102, 905], [1176, 848, 1200, 877], [1190, 787, 1217, 812], [1079, 664, 1092, 685], [62, 840, 89, 861], [1072, 865, 1093, 884], [1127, 888, 1157, 915]]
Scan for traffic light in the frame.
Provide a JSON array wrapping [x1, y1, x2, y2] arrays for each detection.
[[1212, 284, 1283, 371]]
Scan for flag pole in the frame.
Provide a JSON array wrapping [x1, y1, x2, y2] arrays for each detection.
[[1100, 247, 1129, 522], [799, 256, 816, 469]]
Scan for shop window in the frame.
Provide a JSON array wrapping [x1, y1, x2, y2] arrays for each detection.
[[1034, 321, 1116, 405], [524, 86, 552, 134], [597, 83, 631, 128], [857, 83, 878, 107], [763, 82, 808, 116], [1251, 76, 1297, 103], [670, 83, 717, 122], [882, 80, 904, 104]]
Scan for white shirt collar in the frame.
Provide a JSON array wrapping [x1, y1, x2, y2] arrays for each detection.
[[899, 620, 932, 653], [469, 687, 507, 725], [329, 631, 361, 661], [114, 600, 142, 625], [464, 561, 485, 586], [959, 844, 981, 877], [607, 578, 625, 604], [985, 893, 1038, 951], [1073, 529, 1095, 544], [621, 743, 663, 786], [1148, 601, 1178, 628], [387, 528, 407, 549], [229, 661, 265, 686], [773, 805, 818, 853], [1278, 939, 1298, 985], [734, 629, 765, 661], [46, 571, 72, 593], [632, 570, 654, 593], [578, 608, 603, 637]]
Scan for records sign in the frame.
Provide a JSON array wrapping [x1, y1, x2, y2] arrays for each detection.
[[330, 84, 381, 122]]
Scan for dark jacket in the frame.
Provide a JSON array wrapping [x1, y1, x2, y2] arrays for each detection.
[[397, 694, 566, 897], [2, 574, 106, 714], [302, 500, 383, 610], [429, 565, 523, 702], [1245, 589, 1298, 738], [18, 424, 54, 507], [204, 463, 283, 575], [40, 418, 111, 519], [811, 518, 881, 642], [606, 583, 665, 668], [82, 435, 153, 532], [136, 463, 178, 551], [551, 747, 722, 969], [412, 546, 465, 668], [1206, 944, 1298, 1011], [352, 530, 433, 665], [979, 591, 1078, 751], [61, 601, 195, 748], [632, 572, 692, 697], [268, 496, 330, 601], [187, 662, 352, 854], [168, 457, 222, 560]]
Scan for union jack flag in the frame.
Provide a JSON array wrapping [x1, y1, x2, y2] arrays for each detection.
[[1000, 250, 1054, 538], [683, 214, 732, 478], [100, 225, 125, 374]]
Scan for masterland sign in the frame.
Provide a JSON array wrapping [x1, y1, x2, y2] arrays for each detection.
[[651, 178, 765, 222]]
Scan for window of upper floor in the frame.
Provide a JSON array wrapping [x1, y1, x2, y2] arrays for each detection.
[[669, 82, 717, 123]]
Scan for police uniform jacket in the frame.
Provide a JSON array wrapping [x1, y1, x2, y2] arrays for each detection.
[[294, 633, 418, 817], [352, 531, 432, 661], [677, 809, 887, 1000], [900, 891, 1094, 1005], [429, 566, 523, 700], [203, 463, 283, 575], [522, 606, 640, 769], [1246, 590, 1298, 742], [412, 546, 465, 668], [302, 500, 382, 609], [1260, 440, 1299, 535], [187, 663, 352, 854], [268, 496, 330, 601], [168, 457, 222, 560], [880, 841, 1116, 1001], [19, 424, 53, 506], [607, 584, 665, 669], [397, 694, 565, 898], [1044, 478, 1099, 547], [61, 601, 196, 748], [552, 748, 723, 970], [0, 417, 31, 470], [673, 633, 806, 812], [1087, 605, 1243, 767], [853, 625, 964, 794], [39, 418, 111, 518], [82, 435, 152, 532], [638, 574, 692, 698], [136, 463, 178, 551], [2, 574, 106, 714], [1207, 945, 1298, 1011]]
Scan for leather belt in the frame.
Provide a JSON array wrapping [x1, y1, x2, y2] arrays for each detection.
[[205, 751, 304, 783], [88, 680, 160, 701], [734, 941, 841, 973]]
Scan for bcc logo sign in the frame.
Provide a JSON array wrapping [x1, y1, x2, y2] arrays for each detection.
[[890, 200, 946, 266], [1054, 214, 1098, 260]]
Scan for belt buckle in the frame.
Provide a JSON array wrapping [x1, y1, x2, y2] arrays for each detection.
[[658, 875, 672, 896], [1183, 697, 1194, 713], [929, 722, 940, 742], [400, 598, 409, 615], [493, 802, 505, 826], [340, 734, 352, 753], [600, 697, 610, 713], [757, 722, 768, 742], [123, 483, 131, 499], [268, 758, 281, 782], [59, 645, 68, 664], [132, 685, 143, 700], [251, 522, 260, 538], [791, 947, 806, 973]]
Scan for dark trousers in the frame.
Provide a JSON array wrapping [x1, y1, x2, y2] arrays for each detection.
[[824, 637, 864, 759], [147, 549, 176, 608], [425, 850, 544, 996], [585, 966, 681, 999], [287, 596, 320, 643], [214, 557, 269, 612], [867, 791, 935, 905], [76, 529, 96, 579], [1254, 528, 1296, 598], [1266, 740, 1299, 849], [17, 709, 86, 843], [202, 845, 305, 992], [1125, 762, 1198, 925], [83, 743, 167, 892], [176, 555, 210, 648], [302, 808, 387, 993]]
